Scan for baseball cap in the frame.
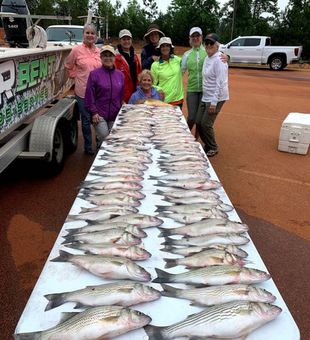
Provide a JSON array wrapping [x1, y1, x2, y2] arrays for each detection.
[[189, 27, 202, 36], [119, 29, 132, 39], [204, 33, 220, 43], [157, 37, 174, 48], [100, 45, 116, 56]]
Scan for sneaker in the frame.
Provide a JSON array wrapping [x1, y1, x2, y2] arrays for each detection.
[[206, 149, 218, 157]]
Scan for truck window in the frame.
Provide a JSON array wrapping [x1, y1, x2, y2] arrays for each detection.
[[265, 38, 271, 46], [230, 38, 245, 47], [244, 38, 261, 46], [46, 27, 83, 42]]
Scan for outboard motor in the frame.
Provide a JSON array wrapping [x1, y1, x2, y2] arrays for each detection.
[[1, 0, 30, 47]]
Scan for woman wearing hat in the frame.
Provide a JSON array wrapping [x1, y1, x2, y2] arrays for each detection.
[[151, 37, 184, 107], [65, 23, 101, 155], [115, 29, 142, 103], [84, 45, 124, 146], [196, 33, 229, 157], [141, 24, 165, 70]]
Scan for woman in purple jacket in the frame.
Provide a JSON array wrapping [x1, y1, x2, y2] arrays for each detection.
[[84, 45, 124, 147]]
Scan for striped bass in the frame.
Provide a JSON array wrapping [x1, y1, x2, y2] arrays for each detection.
[[15, 306, 151, 340], [162, 244, 249, 258], [79, 193, 141, 207], [155, 179, 221, 190], [153, 265, 270, 285], [155, 189, 218, 199], [149, 172, 210, 181], [163, 249, 246, 268], [79, 180, 143, 191], [44, 282, 160, 311], [65, 243, 151, 260], [62, 230, 141, 246], [65, 224, 146, 237], [108, 213, 164, 227], [162, 233, 250, 247], [144, 301, 281, 339], [159, 218, 249, 237], [160, 210, 228, 224], [161, 283, 276, 306], [156, 202, 232, 214], [81, 188, 146, 199], [51, 251, 151, 281]]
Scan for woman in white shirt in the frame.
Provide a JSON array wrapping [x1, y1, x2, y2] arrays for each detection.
[[196, 33, 229, 157]]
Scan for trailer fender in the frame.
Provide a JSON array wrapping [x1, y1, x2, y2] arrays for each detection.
[[29, 97, 76, 162]]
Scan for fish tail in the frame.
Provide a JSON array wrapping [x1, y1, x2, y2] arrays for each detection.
[[161, 237, 176, 246], [143, 325, 164, 340], [158, 228, 172, 237], [155, 205, 166, 213], [154, 181, 166, 187], [149, 175, 158, 180], [44, 292, 65, 311], [153, 268, 172, 283], [14, 331, 42, 339], [64, 228, 80, 237], [61, 235, 75, 244], [164, 258, 178, 269], [50, 250, 72, 263], [160, 283, 181, 298], [64, 241, 82, 250], [160, 245, 173, 253]]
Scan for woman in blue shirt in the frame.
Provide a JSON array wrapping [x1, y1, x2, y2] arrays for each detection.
[[129, 69, 161, 104]]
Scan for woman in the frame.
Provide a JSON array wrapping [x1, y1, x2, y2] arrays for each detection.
[[181, 27, 206, 134], [114, 29, 142, 103], [65, 23, 101, 155], [196, 33, 229, 157], [128, 69, 161, 104], [151, 37, 184, 107], [84, 45, 124, 146], [141, 23, 165, 70]]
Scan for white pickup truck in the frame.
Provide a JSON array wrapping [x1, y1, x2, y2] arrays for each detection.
[[219, 36, 302, 70]]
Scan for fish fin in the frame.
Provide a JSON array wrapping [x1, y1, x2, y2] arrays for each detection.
[[14, 332, 42, 340], [50, 250, 72, 263], [149, 175, 158, 180], [155, 206, 166, 213], [154, 189, 165, 196], [161, 237, 176, 246], [154, 181, 167, 187], [85, 219, 96, 225], [160, 284, 181, 298], [143, 325, 164, 340], [64, 241, 83, 250], [44, 292, 65, 311], [163, 258, 178, 269], [158, 228, 172, 237], [160, 245, 173, 252], [152, 268, 171, 283]]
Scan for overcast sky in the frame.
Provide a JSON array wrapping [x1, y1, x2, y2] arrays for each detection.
[[116, 0, 289, 13]]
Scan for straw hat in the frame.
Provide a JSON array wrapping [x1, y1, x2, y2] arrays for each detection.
[[144, 24, 164, 39]]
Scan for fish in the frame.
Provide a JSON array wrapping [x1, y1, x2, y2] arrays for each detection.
[[155, 189, 218, 199], [149, 172, 210, 181], [153, 265, 271, 285], [163, 249, 246, 268], [162, 233, 250, 247], [79, 180, 143, 191], [62, 230, 141, 246], [80, 188, 146, 200], [144, 301, 281, 339], [154, 179, 221, 190], [44, 282, 161, 311], [160, 283, 276, 306], [65, 224, 147, 238], [67, 206, 138, 222], [108, 213, 164, 227], [159, 210, 228, 224], [51, 251, 151, 281], [161, 244, 249, 258], [65, 243, 151, 260], [79, 193, 141, 207], [102, 161, 148, 171], [15, 306, 151, 339], [81, 175, 144, 184], [158, 218, 249, 237], [156, 202, 233, 214]]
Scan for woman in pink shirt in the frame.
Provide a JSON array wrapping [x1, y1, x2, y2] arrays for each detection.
[[65, 24, 101, 155]]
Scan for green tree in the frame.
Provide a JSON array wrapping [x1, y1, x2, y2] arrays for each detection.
[[143, 0, 159, 20]]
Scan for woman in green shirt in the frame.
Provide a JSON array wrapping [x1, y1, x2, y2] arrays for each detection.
[[151, 37, 184, 108], [181, 27, 206, 132]]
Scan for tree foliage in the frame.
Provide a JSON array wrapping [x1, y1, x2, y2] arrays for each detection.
[[27, 0, 310, 58]]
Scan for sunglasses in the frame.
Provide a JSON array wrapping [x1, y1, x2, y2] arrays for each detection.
[[205, 40, 215, 46]]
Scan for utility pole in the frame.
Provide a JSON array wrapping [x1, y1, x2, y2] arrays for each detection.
[[231, 0, 237, 41]]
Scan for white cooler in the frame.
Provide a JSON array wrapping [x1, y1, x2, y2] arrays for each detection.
[[278, 112, 310, 155]]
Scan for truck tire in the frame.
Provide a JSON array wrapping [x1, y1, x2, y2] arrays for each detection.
[[48, 124, 65, 174], [65, 116, 78, 153], [269, 56, 284, 70]]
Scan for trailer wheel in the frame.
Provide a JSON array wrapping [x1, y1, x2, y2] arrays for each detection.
[[66, 117, 78, 153], [269, 56, 284, 70], [49, 124, 65, 174]]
